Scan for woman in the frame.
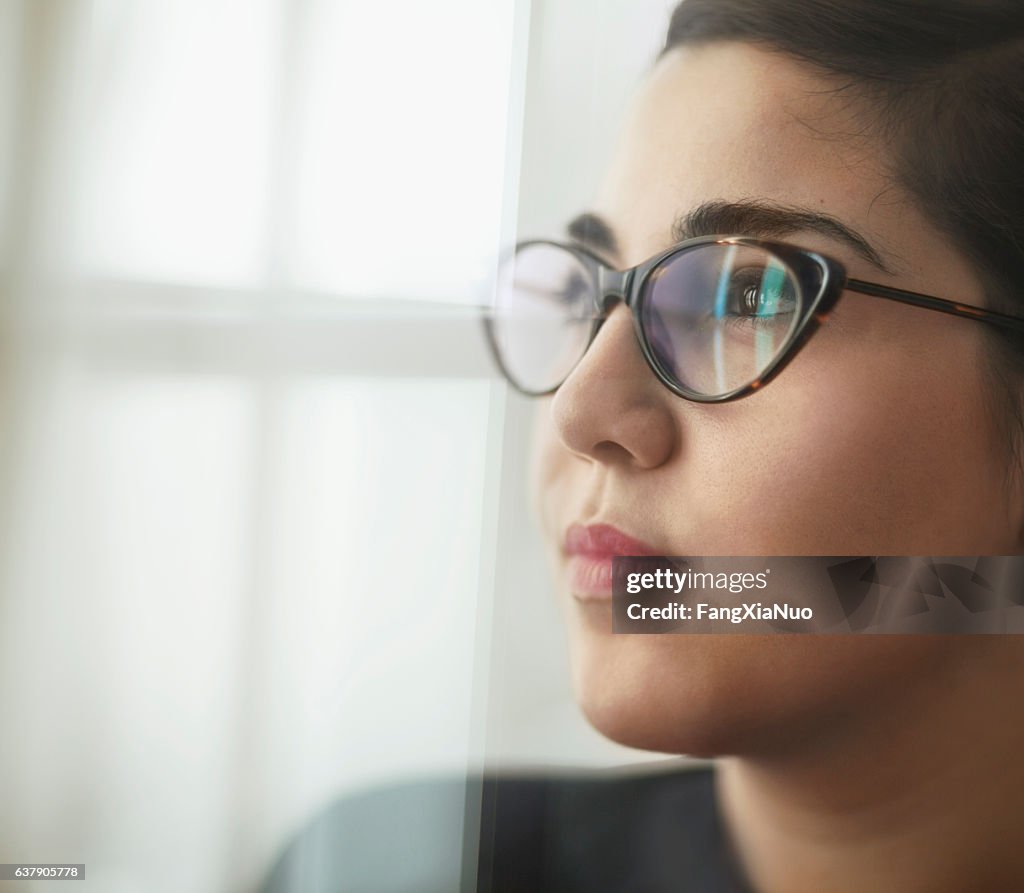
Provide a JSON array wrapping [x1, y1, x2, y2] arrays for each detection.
[[265, 2, 1024, 890], [495, 0, 1024, 890]]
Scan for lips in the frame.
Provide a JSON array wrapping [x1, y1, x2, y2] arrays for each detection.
[[563, 523, 660, 601]]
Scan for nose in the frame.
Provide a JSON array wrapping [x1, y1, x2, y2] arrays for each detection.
[[549, 303, 678, 469]]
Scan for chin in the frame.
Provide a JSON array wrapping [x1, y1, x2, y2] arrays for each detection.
[[567, 633, 770, 758], [577, 692, 729, 759], [566, 629, 939, 760]]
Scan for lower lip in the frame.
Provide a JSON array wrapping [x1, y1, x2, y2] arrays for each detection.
[[567, 554, 615, 601]]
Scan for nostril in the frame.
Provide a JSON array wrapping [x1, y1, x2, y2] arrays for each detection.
[[591, 440, 637, 465]]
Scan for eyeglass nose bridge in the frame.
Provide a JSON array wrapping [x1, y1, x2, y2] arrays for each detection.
[[594, 267, 634, 316]]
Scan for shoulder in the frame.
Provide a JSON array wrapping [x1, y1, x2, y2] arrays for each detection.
[[259, 764, 748, 893]]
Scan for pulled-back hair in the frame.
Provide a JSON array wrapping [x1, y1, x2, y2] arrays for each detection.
[[664, 0, 1024, 448]]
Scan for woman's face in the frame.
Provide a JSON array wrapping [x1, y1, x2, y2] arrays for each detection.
[[530, 42, 1024, 756]]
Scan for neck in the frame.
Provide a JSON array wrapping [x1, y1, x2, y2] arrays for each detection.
[[716, 641, 1024, 893]]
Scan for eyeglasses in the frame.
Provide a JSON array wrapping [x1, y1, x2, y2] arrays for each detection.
[[482, 235, 1024, 403]]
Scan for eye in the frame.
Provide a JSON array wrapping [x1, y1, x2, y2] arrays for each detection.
[[740, 282, 762, 314], [725, 266, 798, 323], [560, 270, 590, 305], [501, 246, 595, 321], [547, 270, 594, 324]]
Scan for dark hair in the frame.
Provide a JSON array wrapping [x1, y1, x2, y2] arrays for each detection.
[[664, 0, 1024, 453]]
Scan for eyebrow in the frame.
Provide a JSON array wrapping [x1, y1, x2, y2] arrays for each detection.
[[567, 200, 895, 275], [566, 212, 620, 262]]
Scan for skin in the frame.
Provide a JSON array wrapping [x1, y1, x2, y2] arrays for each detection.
[[530, 43, 1024, 892]]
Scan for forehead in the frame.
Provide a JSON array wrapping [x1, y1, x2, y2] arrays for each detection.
[[595, 42, 892, 263]]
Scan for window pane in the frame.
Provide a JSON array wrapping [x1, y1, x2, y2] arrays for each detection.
[[65, 0, 516, 301], [70, 0, 279, 286], [288, 0, 515, 302]]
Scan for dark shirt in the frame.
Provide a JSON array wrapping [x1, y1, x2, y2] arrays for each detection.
[[260, 765, 754, 893]]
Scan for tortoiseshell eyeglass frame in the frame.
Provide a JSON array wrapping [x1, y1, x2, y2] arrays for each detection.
[[482, 234, 1024, 403]]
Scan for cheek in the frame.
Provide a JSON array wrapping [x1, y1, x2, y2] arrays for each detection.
[[690, 330, 1012, 554]]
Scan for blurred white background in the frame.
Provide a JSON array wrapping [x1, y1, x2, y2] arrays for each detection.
[[0, 1, 678, 891]]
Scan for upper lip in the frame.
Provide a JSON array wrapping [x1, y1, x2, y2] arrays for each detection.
[[563, 522, 661, 558]]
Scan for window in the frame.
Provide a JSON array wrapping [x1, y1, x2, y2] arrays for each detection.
[[0, 2, 672, 890]]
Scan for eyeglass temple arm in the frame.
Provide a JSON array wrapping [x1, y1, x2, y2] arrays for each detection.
[[845, 278, 1024, 334]]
